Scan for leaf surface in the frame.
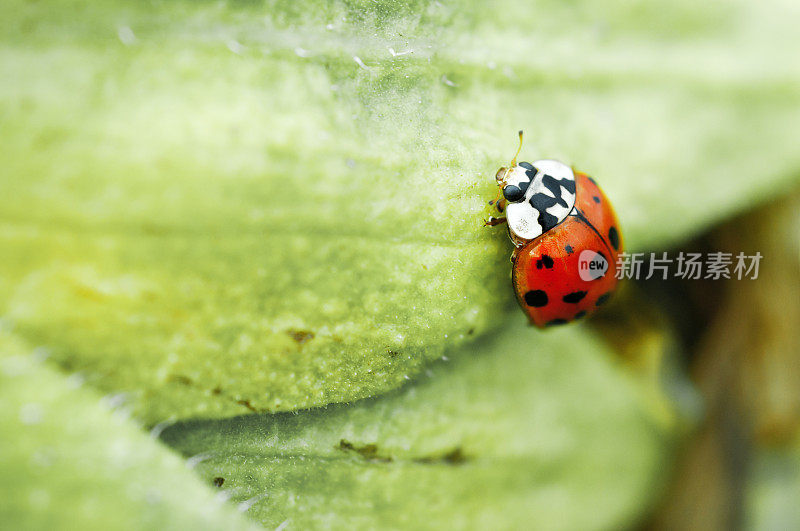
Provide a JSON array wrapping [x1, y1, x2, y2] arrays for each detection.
[[162, 316, 678, 530], [0, 327, 259, 530], [1, 0, 798, 422]]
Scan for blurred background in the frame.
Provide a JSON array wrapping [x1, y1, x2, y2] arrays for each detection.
[[1, 0, 799, 529]]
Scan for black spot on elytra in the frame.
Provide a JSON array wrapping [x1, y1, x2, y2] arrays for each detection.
[[562, 291, 587, 303], [572, 208, 615, 257], [546, 319, 569, 326], [524, 290, 548, 307], [535, 255, 554, 269], [574, 310, 587, 319], [565, 245, 574, 254], [592, 196, 601, 203], [596, 293, 612, 306], [212, 477, 225, 488], [519, 161, 534, 170], [608, 227, 620, 250]]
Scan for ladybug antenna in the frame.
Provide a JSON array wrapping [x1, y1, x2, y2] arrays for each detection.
[[510, 130, 524, 167]]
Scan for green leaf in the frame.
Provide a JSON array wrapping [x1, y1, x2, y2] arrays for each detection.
[[746, 439, 800, 531], [0, 326, 259, 530], [1, 0, 799, 423], [161, 316, 678, 529]]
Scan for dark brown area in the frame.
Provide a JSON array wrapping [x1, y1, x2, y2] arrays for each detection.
[[415, 447, 468, 466], [337, 439, 392, 463], [287, 329, 315, 345], [167, 374, 193, 386], [336, 439, 469, 466], [237, 399, 258, 412]]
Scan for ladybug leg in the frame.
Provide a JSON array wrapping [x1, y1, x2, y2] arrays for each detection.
[[483, 216, 507, 227], [487, 190, 507, 213]]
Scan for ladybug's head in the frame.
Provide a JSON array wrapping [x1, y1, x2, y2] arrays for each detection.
[[496, 165, 534, 203], [495, 131, 536, 204]]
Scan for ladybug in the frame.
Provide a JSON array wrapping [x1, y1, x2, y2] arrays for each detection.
[[486, 131, 622, 327]]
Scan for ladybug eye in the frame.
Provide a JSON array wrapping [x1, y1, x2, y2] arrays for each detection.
[[503, 184, 526, 203], [501, 166, 531, 203]]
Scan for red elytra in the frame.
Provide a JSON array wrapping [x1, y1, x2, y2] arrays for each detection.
[[511, 172, 622, 327]]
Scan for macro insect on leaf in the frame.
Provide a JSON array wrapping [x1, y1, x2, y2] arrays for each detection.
[[487, 132, 623, 327]]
